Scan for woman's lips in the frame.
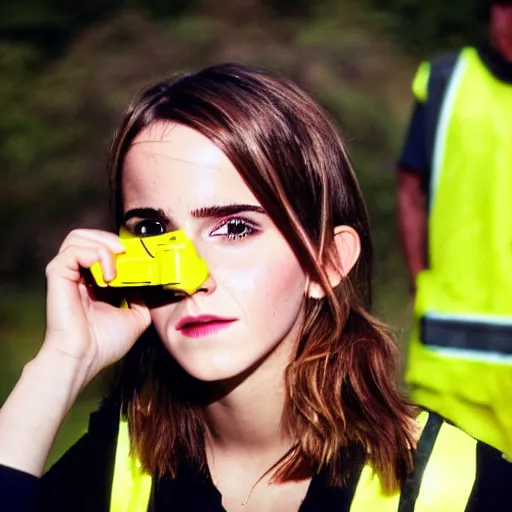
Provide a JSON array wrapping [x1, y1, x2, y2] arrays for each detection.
[[176, 316, 236, 338]]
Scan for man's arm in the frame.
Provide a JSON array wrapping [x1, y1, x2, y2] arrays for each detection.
[[396, 167, 427, 292], [396, 93, 430, 293]]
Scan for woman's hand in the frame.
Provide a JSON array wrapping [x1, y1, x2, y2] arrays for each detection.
[[42, 228, 151, 387], [0, 228, 152, 476]]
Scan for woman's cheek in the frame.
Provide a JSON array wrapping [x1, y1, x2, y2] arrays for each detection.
[[148, 302, 178, 331], [220, 248, 305, 304], [219, 261, 265, 297]]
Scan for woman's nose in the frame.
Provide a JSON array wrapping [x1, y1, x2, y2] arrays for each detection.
[[192, 272, 217, 296]]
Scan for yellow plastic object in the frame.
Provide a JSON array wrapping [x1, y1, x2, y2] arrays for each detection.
[[90, 228, 209, 295]]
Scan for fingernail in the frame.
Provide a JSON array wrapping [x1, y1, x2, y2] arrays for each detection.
[[104, 271, 115, 283], [114, 241, 125, 253]]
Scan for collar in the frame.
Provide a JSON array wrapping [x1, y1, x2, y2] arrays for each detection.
[[478, 43, 512, 84]]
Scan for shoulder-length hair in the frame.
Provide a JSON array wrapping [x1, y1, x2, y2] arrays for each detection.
[[108, 63, 416, 491]]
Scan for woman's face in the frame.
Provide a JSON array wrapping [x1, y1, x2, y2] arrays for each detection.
[[122, 122, 307, 382]]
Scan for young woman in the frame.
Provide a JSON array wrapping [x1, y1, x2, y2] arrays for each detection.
[[0, 63, 510, 512]]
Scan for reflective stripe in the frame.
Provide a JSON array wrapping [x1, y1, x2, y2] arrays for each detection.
[[415, 420, 477, 511], [421, 315, 512, 355], [350, 463, 401, 511], [430, 48, 469, 206], [423, 52, 459, 183], [110, 419, 152, 512], [425, 311, 512, 326], [422, 347, 512, 364]]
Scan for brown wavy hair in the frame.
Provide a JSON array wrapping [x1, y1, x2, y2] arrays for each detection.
[[108, 63, 417, 491]]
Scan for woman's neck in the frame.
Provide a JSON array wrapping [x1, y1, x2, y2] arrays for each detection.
[[203, 330, 296, 459]]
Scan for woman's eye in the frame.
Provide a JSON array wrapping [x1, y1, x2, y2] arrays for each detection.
[[211, 218, 256, 241], [133, 221, 165, 237]]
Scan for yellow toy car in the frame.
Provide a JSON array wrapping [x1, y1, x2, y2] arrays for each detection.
[[90, 228, 209, 296]]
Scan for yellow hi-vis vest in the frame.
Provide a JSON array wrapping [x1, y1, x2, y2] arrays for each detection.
[[406, 46, 512, 456], [109, 412, 478, 512]]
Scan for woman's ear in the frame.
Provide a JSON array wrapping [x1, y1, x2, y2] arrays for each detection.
[[307, 225, 361, 299]]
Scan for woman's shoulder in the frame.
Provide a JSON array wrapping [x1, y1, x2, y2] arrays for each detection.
[[413, 410, 512, 510], [85, 394, 122, 438], [0, 397, 121, 512], [352, 410, 512, 511], [44, 394, 121, 476], [348, 409, 504, 511], [39, 396, 121, 510]]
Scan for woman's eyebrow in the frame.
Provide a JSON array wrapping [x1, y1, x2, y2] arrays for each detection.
[[191, 204, 265, 218], [122, 204, 265, 224], [122, 207, 169, 224]]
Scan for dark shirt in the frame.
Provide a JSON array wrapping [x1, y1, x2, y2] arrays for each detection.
[[152, 461, 354, 511], [1, 402, 512, 511], [0, 452, 354, 512], [398, 43, 512, 191]]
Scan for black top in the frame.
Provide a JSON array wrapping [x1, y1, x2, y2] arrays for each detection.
[[397, 43, 512, 189], [152, 459, 355, 511], [1, 400, 512, 511], [0, 462, 355, 512]]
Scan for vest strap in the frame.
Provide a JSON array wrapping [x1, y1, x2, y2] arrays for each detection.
[[424, 51, 460, 188], [414, 416, 477, 511], [110, 419, 152, 512], [421, 314, 512, 356], [397, 413, 442, 511]]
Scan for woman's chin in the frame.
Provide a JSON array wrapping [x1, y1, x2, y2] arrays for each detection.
[[174, 353, 256, 384]]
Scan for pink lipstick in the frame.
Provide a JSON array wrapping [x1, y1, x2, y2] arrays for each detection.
[[176, 315, 236, 338]]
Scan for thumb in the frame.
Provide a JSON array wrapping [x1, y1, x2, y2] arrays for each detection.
[[121, 299, 152, 338]]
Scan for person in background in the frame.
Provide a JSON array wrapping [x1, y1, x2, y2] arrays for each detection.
[[397, 0, 512, 459]]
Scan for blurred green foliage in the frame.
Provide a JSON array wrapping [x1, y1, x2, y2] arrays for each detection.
[[360, 0, 490, 55], [0, 0, 488, 466]]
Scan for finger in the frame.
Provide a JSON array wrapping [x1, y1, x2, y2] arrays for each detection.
[[58, 238, 124, 288], [59, 229, 125, 255], [72, 229, 126, 254], [46, 245, 117, 284], [59, 237, 124, 260], [120, 301, 152, 338]]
